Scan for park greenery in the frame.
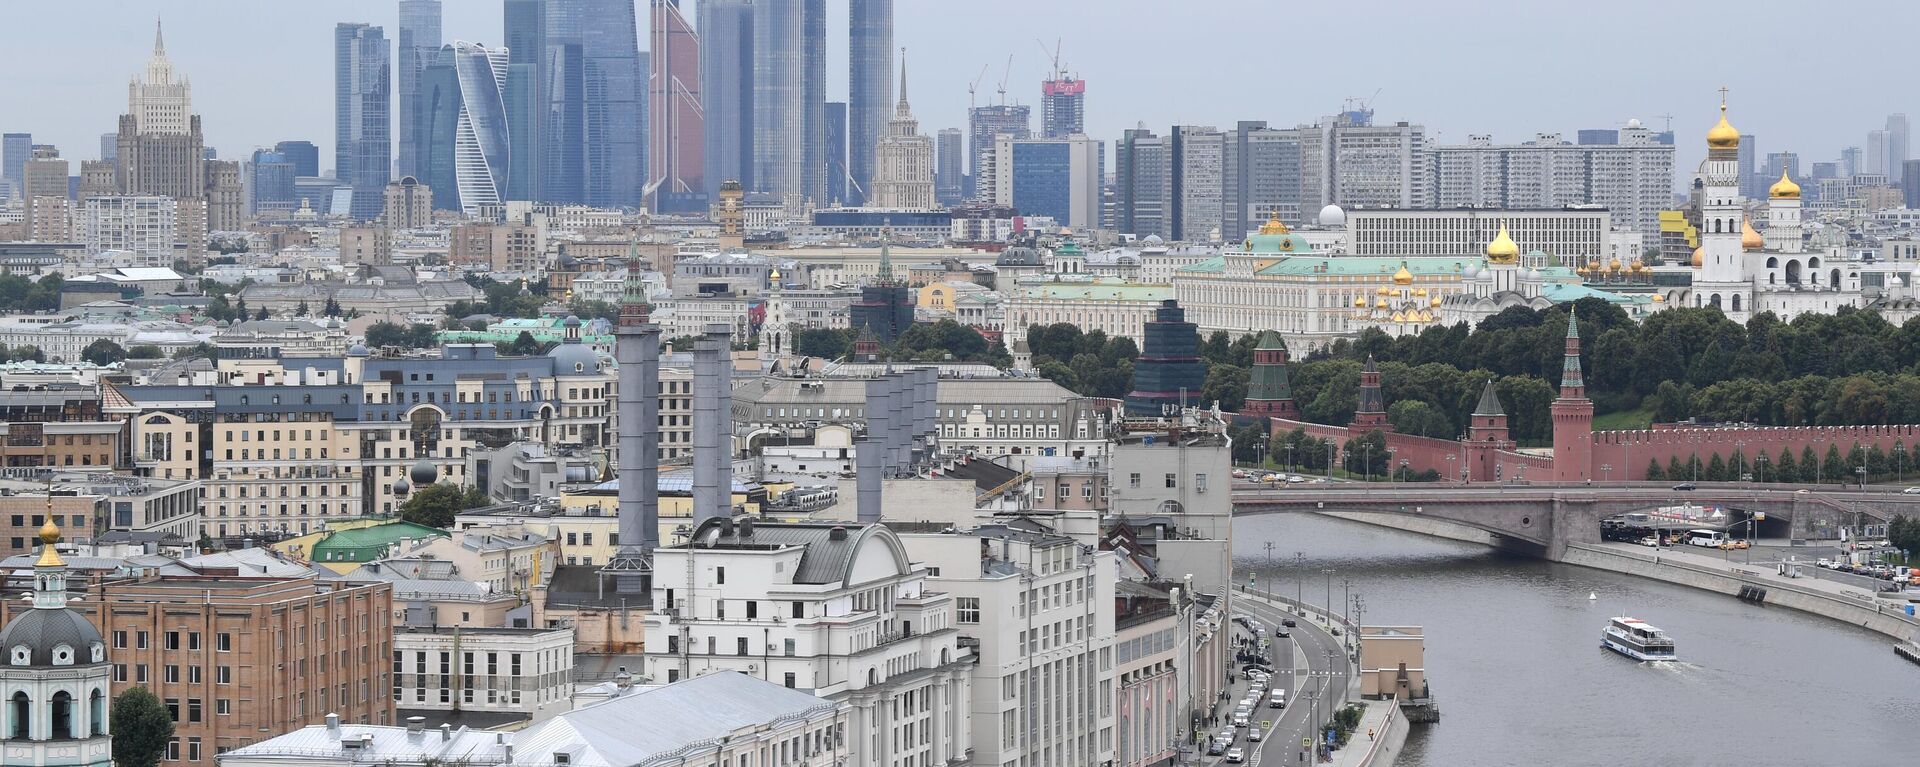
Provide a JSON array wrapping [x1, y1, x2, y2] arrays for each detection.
[[398, 483, 493, 528], [111, 686, 174, 767]]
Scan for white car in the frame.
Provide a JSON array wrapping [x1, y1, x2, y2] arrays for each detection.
[[1248, 728, 1264, 742], [1904, 486, 1920, 494], [1226, 747, 1246, 763]]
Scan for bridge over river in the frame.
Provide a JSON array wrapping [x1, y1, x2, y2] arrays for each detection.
[[1230, 481, 1920, 558]]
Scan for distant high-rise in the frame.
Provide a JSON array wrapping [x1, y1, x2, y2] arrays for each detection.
[[1115, 126, 1168, 238], [526, 0, 644, 208], [1427, 123, 1672, 246], [116, 21, 206, 248], [935, 127, 964, 205], [1736, 133, 1759, 200], [647, 0, 705, 212], [750, 0, 815, 199], [1867, 130, 1890, 178], [989, 135, 1102, 229], [1169, 125, 1224, 242], [1224, 120, 1307, 234], [800, 0, 826, 205], [274, 140, 320, 178], [1890, 114, 1911, 184], [968, 104, 1029, 200], [868, 57, 933, 209], [501, 0, 542, 201], [1840, 146, 1863, 178], [248, 149, 296, 215], [825, 101, 848, 205], [420, 42, 510, 216], [335, 22, 391, 221], [699, 0, 754, 197], [847, 0, 893, 206], [1041, 76, 1085, 139], [1905, 160, 1920, 209], [2, 133, 29, 191], [396, 1, 442, 181], [99, 133, 118, 162]]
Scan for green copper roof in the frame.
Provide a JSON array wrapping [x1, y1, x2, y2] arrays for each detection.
[[1023, 283, 1173, 302], [1244, 231, 1314, 254], [308, 521, 449, 563], [1178, 257, 1227, 274], [1255, 329, 1287, 352], [1472, 379, 1504, 417], [1247, 331, 1293, 402]]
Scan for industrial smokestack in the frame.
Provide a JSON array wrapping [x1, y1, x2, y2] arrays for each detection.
[[609, 296, 660, 595], [709, 324, 734, 523], [888, 373, 912, 472], [857, 376, 888, 523], [866, 374, 894, 469], [692, 324, 729, 527], [914, 368, 936, 460]]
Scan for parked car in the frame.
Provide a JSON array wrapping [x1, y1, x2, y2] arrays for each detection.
[[1226, 747, 1246, 763], [1276, 628, 1291, 638], [1207, 739, 1228, 756], [1249, 728, 1264, 742], [1232, 469, 1250, 479], [1671, 482, 1697, 491]]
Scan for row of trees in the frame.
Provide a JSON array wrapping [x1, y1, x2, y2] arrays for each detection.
[[788, 321, 1010, 367], [1024, 324, 1139, 399], [1642, 441, 1919, 485], [398, 484, 495, 528], [0, 273, 64, 313]]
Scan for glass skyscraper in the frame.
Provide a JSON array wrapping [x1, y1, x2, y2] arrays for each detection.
[[699, 0, 754, 198], [503, 0, 543, 201], [825, 102, 848, 205], [848, 0, 892, 206], [334, 23, 391, 221], [274, 141, 320, 178], [511, 0, 643, 208], [421, 43, 510, 216], [396, 1, 441, 181], [248, 149, 296, 215]]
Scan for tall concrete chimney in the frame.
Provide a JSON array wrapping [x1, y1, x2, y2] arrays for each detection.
[[708, 323, 734, 523], [889, 373, 912, 471], [692, 324, 731, 527], [608, 268, 659, 596], [914, 368, 936, 461], [857, 376, 888, 523]]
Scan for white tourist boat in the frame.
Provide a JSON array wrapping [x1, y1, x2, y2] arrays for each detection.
[[1602, 616, 1677, 661]]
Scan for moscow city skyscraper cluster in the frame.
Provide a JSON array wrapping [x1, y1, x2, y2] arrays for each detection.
[[325, 0, 898, 218]]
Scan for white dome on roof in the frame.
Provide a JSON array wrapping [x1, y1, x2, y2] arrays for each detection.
[[1317, 204, 1347, 228], [1463, 264, 1480, 279], [1627, 118, 1643, 129]]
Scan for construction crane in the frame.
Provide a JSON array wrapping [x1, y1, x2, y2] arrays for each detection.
[[1036, 37, 1064, 80], [996, 53, 1013, 105], [1652, 113, 1675, 133], [967, 63, 989, 110]]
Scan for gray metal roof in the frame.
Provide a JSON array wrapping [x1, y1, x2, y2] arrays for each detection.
[[511, 671, 839, 767], [0, 608, 105, 667], [682, 519, 902, 586]]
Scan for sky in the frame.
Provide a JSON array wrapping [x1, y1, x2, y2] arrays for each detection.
[[4, 0, 1916, 182]]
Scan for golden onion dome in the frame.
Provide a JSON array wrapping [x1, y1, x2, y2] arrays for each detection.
[[1652, 293, 1666, 303], [1609, 258, 1623, 271], [1374, 298, 1389, 309], [1352, 295, 1366, 308], [1258, 213, 1290, 236], [1706, 103, 1740, 149], [1631, 259, 1646, 272], [1429, 296, 1442, 307], [1769, 169, 1801, 200], [1484, 224, 1520, 264], [1392, 263, 1414, 285], [34, 519, 62, 568], [1374, 286, 1390, 296], [1741, 219, 1764, 251], [1413, 287, 1428, 297], [1690, 246, 1704, 268]]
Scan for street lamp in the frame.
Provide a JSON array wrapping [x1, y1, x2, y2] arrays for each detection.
[[1857, 465, 1868, 492], [1384, 446, 1397, 482], [1264, 541, 1275, 597], [1294, 552, 1306, 610], [1756, 453, 1769, 484], [1398, 458, 1410, 483], [1446, 454, 1456, 484], [1322, 568, 1335, 622], [1361, 443, 1374, 483], [1734, 440, 1746, 481]]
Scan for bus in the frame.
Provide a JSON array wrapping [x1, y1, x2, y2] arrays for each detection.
[[1685, 529, 1728, 548]]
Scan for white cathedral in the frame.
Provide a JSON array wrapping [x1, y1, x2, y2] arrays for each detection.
[[1681, 99, 1876, 322]]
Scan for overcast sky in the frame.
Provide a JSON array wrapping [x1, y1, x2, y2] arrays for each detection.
[[4, 0, 1914, 181]]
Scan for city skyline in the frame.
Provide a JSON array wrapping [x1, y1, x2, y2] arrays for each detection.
[[3, 0, 1915, 194]]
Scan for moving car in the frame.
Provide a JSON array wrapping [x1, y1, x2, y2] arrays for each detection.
[[1282, 618, 1297, 628], [1904, 486, 1920, 494], [1269, 689, 1287, 708], [1249, 728, 1264, 742], [1672, 482, 1697, 491], [1226, 747, 1246, 763]]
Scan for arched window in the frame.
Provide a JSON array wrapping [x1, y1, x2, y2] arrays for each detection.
[[50, 691, 70, 740], [89, 689, 103, 736], [9, 691, 27, 739], [1731, 294, 1742, 312]]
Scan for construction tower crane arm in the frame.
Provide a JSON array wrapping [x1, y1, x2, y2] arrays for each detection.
[[997, 53, 1013, 104], [967, 63, 989, 110]]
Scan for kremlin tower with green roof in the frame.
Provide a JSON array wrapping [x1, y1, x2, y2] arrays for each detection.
[[1243, 330, 1299, 422]]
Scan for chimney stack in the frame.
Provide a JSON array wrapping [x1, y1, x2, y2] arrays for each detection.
[[609, 286, 660, 595], [325, 712, 340, 737], [710, 324, 733, 522], [888, 373, 911, 470], [692, 323, 732, 527], [857, 376, 889, 523]]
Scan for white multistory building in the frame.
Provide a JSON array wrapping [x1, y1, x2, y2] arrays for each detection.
[[85, 196, 177, 264], [391, 626, 574, 722], [1426, 122, 1673, 247], [643, 519, 975, 767], [899, 525, 1118, 767]]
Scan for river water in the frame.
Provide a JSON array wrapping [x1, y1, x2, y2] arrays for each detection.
[[1232, 513, 1917, 766]]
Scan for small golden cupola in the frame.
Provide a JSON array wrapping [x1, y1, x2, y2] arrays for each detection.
[[1769, 169, 1801, 200], [1706, 103, 1740, 150], [1690, 246, 1704, 268], [1741, 220, 1764, 251], [1484, 224, 1520, 265], [34, 519, 63, 568], [1391, 263, 1414, 285]]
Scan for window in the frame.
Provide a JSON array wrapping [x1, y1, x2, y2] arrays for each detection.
[[217, 632, 231, 652], [957, 597, 980, 624], [1195, 473, 1208, 493], [715, 566, 725, 584], [784, 672, 796, 688], [216, 699, 231, 715], [1128, 473, 1141, 489], [1164, 473, 1177, 488], [737, 638, 749, 656]]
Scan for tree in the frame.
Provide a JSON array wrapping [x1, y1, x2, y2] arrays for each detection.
[[1644, 459, 1664, 481], [1824, 443, 1846, 484], [323, 297, 342, 317], [126, 344, 165, 360], [112, 686, 174, 767], [1705, 453, 1727, 482], [1342, 430, 1390, 479], [82, 339, 127, 366], [1386, 400, 1453, 438], [398, 483, 491, 529], [1200, 364, 1248, 412], [366, 321, 439, 350], [174, 343, 217, 361], [509, 331, 544, 356], [254, 306, 271, 320], [294, 300, 310, 317]]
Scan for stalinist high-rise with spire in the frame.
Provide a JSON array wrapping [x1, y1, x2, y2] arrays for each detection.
[[868, 51, 935, 209], [115, 20, 208, 249]]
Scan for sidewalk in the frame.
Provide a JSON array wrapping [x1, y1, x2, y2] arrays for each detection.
[[1326, 701, 1404, 767], [1593, 540, 1919, 612]]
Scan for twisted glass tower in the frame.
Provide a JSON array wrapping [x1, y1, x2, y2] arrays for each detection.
[[421, 42, 510, 216]]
